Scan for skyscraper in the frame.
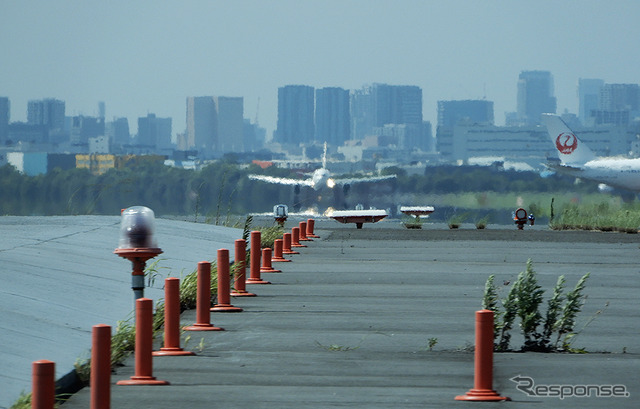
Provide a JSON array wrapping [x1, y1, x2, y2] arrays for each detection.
[[186, 96, 244, 157], [373, 84, 423, 127], [106, 117, 130, 147], [578, 78, 604, 125], [516, 71, 556, 126], [350, 84, 423, 140], [275, 85, 315, 145], [315, 87, 350, 147], [436, 99, 494, 158], [137, 113, 172, 151], [215, 96, 244, 153], [186, 97, 217, 157], [0, 97, 9, 144], [27, 98, 65, 131], [600, 83, 640, 112], [592, 83, 640, 126], [350, 86, 375, 140], [437, 100, 494, 128]]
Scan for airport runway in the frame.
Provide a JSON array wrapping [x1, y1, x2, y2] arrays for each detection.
[[2, 216, 639, 408]]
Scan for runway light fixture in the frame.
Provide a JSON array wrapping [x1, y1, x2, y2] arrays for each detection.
[[114, 206, 163, 305], [273, 204, 289, 226]]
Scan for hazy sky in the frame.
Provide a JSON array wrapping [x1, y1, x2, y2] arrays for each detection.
[[2, 0, 640, 138]]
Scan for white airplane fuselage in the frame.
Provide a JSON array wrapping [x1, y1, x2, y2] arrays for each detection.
[[310, 168, 332, 190], [566, 159, 640, 191]]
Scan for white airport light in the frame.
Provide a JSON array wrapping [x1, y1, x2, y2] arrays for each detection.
[[274, 204, 289, 226], [273, 204, 289, 218], [114, 206, 162, 304], [118, 206, 158, 249]]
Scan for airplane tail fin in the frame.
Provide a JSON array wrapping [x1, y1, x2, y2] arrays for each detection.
[[541, 114, 596, 166]]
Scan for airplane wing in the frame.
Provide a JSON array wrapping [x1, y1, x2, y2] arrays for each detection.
[[331, 174, 397, 185], [248, 174, 314, 187]]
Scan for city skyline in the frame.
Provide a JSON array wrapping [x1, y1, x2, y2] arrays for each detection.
[[2, 1, 640, 137]]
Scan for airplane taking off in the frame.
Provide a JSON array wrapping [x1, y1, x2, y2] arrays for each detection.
[[248, 143, 396, 191], [542, 113, 640, 192]]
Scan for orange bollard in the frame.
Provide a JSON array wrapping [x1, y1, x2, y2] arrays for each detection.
[[282, 232, 299, 255], [154, 278, 195, 356], [271, 238, 291, 262], [307, 218, 320, 238], [232, 239, 256, 297], [184, 262, 224, 331], [260, 248, 281, 273], [299, 221, 312, 241], [91, 324, 111, 409], [32, 360, 55, 409], [455, 309, 510, 401], [212, 249, 243, 311], [117, 298, 169, 385], [247, 231, 270, 284], [291, 227, 306, 248]]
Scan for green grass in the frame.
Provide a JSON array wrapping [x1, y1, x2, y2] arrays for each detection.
[[550, 202, 640, 233], [427, 191, 626, 216], [420, 191, 640, 232]]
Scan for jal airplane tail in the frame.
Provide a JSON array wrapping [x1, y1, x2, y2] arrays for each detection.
[[541, 114, 596, 167]]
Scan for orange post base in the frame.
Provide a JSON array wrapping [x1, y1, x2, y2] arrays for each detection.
[[211, 304, 243, 312], [231, 289, 257, 297], [116, 376, 169, 386], [183, 323, 224, 331], [455, 389, 510, 401], [153, 347, 196, 357]]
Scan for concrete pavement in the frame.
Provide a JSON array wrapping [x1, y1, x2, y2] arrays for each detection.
[[55, 218, 639, 408], [0, 216, 242, 408]]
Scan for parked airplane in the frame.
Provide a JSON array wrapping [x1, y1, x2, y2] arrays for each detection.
[[248, 143, 396, 191], [542, 113, 640, 192]]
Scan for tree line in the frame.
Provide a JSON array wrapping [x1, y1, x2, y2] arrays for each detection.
[[0, 160, 596, 217]]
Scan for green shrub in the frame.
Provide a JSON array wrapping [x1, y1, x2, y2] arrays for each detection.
[[483, 260, 591, 352]]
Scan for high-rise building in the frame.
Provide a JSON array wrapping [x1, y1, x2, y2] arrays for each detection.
[[0, 97, 9, 144], [516, 71, 556, 126], [590, 83, 640, 127], [315, 87, 350, 147], [578, 78, 604, 125], [437, 100, 494, 128], [215, 96, 244, 153], [27, 98, 67, 144], [350, 86, 375, 140], [436, 100, 494, 157], [186, 96, 244, 157], [137, 113, 172, 151], [600, 83, 640, 112], [350, 84, 423, 143], [69, 116, 105, 147], [186, 96, 217, 157], [373, 84, 423, 127], [27, 98, 65, 131], [106, 117, 130, 147], [275, 85, 315, 145], [98, 101, 106, 119]]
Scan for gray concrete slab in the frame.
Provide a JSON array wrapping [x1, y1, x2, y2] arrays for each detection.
[[0, 216, 242, 408], [57, 220, 639, 409]]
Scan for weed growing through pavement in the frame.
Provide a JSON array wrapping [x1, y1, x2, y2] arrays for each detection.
[[315, 341, 361, 352], [483, 259, 592, 352], [427, 337, 438, 351]]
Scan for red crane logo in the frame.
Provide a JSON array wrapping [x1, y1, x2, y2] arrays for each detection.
[[555, 132, 578, 155]]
